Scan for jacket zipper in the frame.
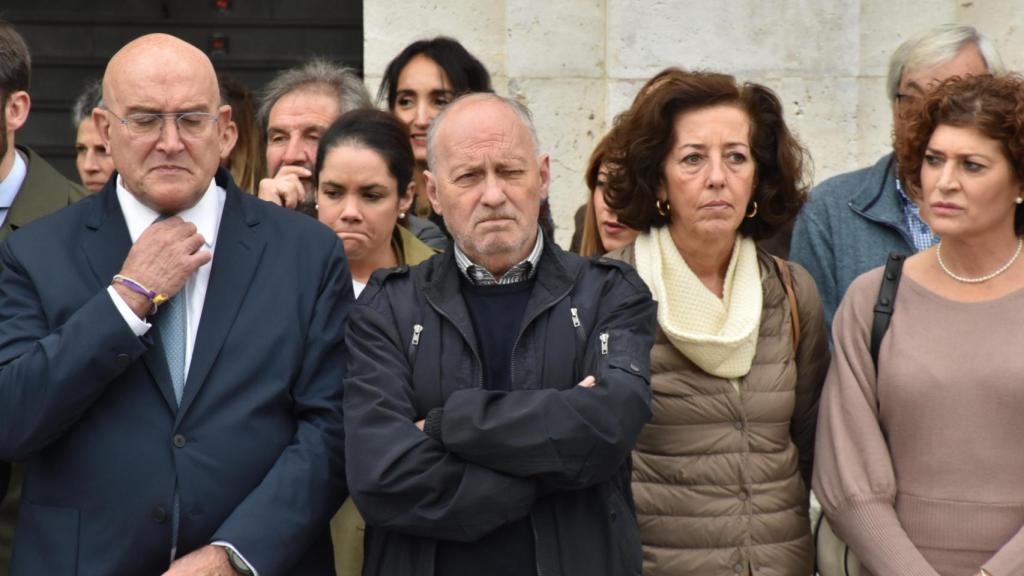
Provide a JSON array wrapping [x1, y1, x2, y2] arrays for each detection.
[[509, 284, 575, 386], [407, 324, 423, 361], [600, 332, 609, 355], [570, 307, 588, 380]]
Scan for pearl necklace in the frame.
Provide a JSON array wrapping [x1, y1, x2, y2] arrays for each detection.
[[936, 237, 1024, 284]]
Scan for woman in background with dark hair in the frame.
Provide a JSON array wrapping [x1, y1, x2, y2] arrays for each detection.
[[815, 74, 1024, 576], [378, 37, 492, 222], [315, 108, 439, 574], [606, 68, 828, 575], [315, 108, 439, 298]]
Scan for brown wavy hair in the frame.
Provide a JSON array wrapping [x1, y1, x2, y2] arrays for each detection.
[[895, 73, 1024, 233], [604, 68, 809, 239], [579, 131, 621, 257]]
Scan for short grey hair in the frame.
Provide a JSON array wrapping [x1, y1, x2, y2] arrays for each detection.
[[71, 78, 103, 128], [887, 24, 1005, 103], [426, 92, 541, 171], [257, 58, 372, 130]]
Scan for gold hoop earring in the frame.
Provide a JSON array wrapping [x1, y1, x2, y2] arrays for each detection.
[[656, 199, 670, 217], [746, 201, 758, 219]]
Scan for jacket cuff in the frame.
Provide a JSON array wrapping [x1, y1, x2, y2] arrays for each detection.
[[424, 408, 444, 441]]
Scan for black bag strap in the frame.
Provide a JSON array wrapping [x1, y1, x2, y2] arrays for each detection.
[[870, 253, 906, 369]]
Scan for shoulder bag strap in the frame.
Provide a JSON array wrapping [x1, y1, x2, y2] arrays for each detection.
[[870, 253, 906, 371], [771, 255, 800, 352]]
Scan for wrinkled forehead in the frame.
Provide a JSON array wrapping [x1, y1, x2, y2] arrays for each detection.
[[268, 87, 341, 126], [435, 102, 536, 165]]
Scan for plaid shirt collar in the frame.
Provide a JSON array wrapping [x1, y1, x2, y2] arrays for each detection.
[[893, 165, 939, 252], [454, 230, 544, 286]]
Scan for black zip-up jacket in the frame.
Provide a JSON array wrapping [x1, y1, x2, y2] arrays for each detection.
[[344, 240, 656, 576]]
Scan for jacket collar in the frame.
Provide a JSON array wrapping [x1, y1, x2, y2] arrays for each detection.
[[5, 145, 85, 234], [417, 235, 579, 348], [420, 234, 577, 303], [848, 152, 903, 227]]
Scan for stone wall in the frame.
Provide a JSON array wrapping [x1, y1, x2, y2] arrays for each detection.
[[364, 0, 1024, 247]]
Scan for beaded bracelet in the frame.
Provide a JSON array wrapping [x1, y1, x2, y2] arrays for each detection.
[[111, 274, 169, 316]]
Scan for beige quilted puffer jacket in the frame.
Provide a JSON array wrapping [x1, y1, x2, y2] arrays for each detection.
[[613, 245, 829, 576]]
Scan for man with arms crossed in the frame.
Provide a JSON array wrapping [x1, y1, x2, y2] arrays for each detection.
[[344, 93, 656, 576]]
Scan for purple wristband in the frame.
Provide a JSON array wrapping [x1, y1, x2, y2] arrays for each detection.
[[112, 274, 169, 314]]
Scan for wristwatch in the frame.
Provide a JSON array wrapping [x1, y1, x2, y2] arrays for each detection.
[[223, 546, 255, 576]]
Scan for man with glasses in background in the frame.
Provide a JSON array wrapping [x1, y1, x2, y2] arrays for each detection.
[[0, 33, 352, 575], [790, 24, 1003, 336]]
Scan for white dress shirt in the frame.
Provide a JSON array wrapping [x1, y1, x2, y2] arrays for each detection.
[[106, 174, 224, 377], [0, 150, 28, 228]]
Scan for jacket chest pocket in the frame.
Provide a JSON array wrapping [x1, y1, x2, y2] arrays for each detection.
[[405, 316, 455, 414]]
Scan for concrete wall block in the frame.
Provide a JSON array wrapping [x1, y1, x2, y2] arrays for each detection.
[[858, 0, 957, 76], [606, 79, 645, 121], [608, 0, 859, 79], [855, 76, 892, 169], [739, 75, 859, 184], [506, 0, 606, 78], [507, 77, 606, 247], [958, 0, 1024, 72], [363, 1, 508, 81]]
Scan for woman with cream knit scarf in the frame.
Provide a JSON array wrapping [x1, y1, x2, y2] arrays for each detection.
[[603, 68, 830, 576]]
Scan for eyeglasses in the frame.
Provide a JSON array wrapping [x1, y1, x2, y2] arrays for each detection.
[[105, 109, 219, 140], [895, 92, 920, 106]]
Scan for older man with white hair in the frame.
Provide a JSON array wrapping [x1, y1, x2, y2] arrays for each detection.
[[343, 92, 656, 576], [791, 23, 1004, 336]]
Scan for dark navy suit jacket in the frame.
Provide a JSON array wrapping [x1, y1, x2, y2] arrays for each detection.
[[0, 169, 352, 575]]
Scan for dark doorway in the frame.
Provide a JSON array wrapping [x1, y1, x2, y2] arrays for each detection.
[[6, 0, 363, 181]]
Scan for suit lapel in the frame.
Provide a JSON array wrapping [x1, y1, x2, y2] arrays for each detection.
[[81, 180, 178, 413], [176, 182, 264, 420]]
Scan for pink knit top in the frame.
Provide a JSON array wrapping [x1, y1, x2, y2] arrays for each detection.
[[814, 267, 1024, 576]]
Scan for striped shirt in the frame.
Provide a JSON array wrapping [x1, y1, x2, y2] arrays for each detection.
[[454, 230, 543, 286]]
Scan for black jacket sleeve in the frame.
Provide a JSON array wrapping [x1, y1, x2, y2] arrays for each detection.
[[344, 296, 538, 543], [434, 266, 656, 491]]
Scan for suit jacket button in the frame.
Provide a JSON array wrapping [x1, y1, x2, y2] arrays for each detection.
[[152, 506, 168, 524], [114, 353, 131, 370], [172, 434, 186, 448]]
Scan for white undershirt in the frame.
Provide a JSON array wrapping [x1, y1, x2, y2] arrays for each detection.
[[106, 175, 225, 377]]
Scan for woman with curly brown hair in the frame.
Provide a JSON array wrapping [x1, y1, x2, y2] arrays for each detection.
[[604, 68, 829, 575], [814, 73, 1024, 576]]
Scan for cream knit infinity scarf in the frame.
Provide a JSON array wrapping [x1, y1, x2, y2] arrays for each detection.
[[634, 227, 762, 379]]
